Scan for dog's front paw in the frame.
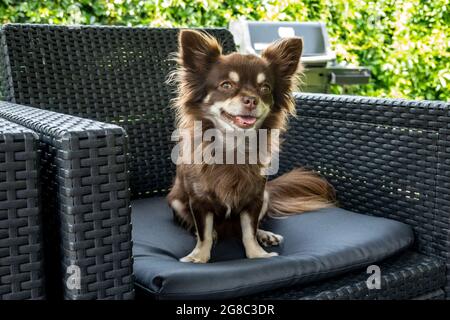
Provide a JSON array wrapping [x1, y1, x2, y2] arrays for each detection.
[[180, 251, 210, 263], [246, 247, 279, 259], [257, 229, 284, 247]]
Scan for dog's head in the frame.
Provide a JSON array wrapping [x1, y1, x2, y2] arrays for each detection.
[[173, 29, 303, 131]]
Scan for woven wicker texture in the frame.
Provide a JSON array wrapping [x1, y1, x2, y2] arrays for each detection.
[[0, 24, 236, 199], [0, 118, 43, 299], [0, 24, 448, 300], [413, 289, 446, 300], [279, 93, 450, 296], [249, 251, 445, 300], [0, 101, 132, 299]]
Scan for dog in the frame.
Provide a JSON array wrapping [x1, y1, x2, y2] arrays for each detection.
[[167, 29, 335, 263]]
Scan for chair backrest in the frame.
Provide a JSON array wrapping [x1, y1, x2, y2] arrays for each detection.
[[0, 24, 236, 198]]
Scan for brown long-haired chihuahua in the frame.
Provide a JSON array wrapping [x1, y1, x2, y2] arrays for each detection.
[[168, 29, 335, 263]]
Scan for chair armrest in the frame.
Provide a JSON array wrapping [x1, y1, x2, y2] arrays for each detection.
[[0, 101, 133, 300], [0, 118, 43, 299], [281, 93, 450, 293]]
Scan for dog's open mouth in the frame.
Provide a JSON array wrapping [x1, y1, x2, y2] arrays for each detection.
[[221, 110, 257, 129]]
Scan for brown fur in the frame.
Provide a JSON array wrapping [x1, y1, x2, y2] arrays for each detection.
[[167, 30, 335, 262], [267, 168, 336, 217]]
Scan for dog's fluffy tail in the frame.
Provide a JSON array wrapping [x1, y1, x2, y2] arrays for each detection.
[[266, 168, 336, 217]]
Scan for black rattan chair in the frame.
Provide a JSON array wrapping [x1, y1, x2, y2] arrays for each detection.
[[0, 117, 44, 300], [0, 24, 448, 300]]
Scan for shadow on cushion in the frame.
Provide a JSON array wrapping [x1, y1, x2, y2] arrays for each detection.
[[132, 197, 413, 300]]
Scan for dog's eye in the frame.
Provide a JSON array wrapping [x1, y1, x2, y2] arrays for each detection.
[[220, 81, 233, 90], [261, 84, 271, 94]]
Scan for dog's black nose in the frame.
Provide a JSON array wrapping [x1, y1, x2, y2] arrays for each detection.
[[241, 96, 258, 110]]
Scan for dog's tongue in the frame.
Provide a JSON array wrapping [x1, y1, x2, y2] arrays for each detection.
[[235, 115, 257, 126]]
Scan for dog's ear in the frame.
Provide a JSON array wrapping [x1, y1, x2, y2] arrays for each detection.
[[178, 29, 222, 72], [261, 37, 303, 80]]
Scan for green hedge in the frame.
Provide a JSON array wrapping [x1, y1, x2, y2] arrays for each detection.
[[1, 0, 449, 101]]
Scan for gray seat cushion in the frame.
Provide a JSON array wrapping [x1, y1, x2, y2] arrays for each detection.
[[132, 197, 414, 300]]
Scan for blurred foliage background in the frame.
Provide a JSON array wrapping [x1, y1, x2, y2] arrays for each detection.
[[0, 0, 449, 101]]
